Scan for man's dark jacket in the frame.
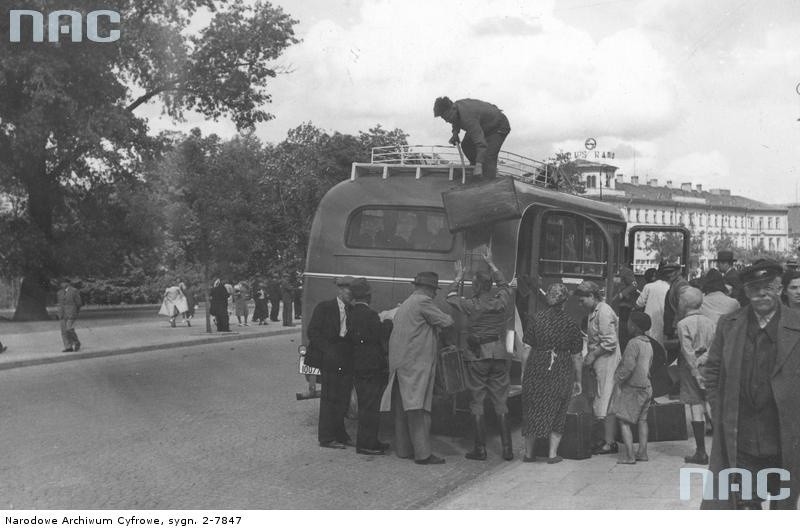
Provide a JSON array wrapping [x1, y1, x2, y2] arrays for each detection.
[[306, 298, 351, 372], [346, 303, 390, 373]]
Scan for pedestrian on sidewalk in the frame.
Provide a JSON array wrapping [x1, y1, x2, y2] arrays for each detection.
[[521, 283, 583, 464], [281, 276, 294, 327], [210, 279, 231, 332], [252, 288, 269, 325], [676, 287, 715, 465], [267, 274, 281, 322], [379, 271, 454, 465], [57, 278, 82, 352], [610, 311, 653, 464], [234, 285, 249, 326], [181, 282, 196, 327], [575, 280, 621, 455], [160, 284, 188, 328], [346, 278, 391, 455]]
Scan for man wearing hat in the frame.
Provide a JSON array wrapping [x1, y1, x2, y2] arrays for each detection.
[[379, 272, 454, 465], [702, 259, 800, 509], [345, 278, 391, 455], [717, 250, 747, 306], [574, 280, 622, 454], [446, 247, 515, 461], [433, 96, 510, 180], [307, 276, 355, 449]]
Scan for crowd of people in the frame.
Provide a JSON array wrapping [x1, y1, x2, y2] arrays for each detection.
[[206, 275, 302, 332], [303, 248, 800, 509]]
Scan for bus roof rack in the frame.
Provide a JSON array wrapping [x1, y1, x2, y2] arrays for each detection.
[[350, 145, 581, 193]]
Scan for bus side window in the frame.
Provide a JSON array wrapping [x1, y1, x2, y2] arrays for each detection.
[[346, 207, 453, 252]]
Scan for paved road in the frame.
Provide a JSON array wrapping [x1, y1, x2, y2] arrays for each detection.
[[0, 333, 501, 510]]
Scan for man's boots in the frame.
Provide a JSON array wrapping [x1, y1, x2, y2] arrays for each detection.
[[499, 414, 513, 461], [465, 414, 487, 460]]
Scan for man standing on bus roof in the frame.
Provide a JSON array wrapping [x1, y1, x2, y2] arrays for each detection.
[[446, 247, 515, 461], [433, 96, 511, 180], [307, 276, 356, 449], [379, 271, 454, 465]]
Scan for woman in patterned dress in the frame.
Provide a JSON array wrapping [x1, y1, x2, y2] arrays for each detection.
[[522, 283, 584, 463]]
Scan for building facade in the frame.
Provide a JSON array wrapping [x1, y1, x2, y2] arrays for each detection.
[[567, 159, 789, 272]]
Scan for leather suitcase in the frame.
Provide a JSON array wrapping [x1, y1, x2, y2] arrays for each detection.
[[618, 400, 688, 443], [534, 395, 593, 460], [441, 177, 521, 232], [435, 345, 466, 394]]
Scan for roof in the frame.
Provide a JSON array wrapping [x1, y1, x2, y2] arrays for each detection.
[[566, 158, 619, 172], [602, 182, 786, 212]]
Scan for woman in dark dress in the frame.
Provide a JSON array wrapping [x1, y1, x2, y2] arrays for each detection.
[[252, 288, 269, 325], [209, 279, 231, 332], [522, 283, 584, 463]]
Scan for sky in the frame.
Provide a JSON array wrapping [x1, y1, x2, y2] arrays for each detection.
[[142, 0, 800, 205]]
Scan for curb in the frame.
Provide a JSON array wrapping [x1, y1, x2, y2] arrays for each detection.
[[0, 327, 300, 372]]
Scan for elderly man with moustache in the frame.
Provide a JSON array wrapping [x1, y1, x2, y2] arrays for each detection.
[[702, 259, 800, 509]]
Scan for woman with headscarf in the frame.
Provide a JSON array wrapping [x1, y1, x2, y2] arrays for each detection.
[[699, 268, 740, 327], [782, 269, 800, 310], [210, 279, 231, 332], [521, 283, 584, 463]]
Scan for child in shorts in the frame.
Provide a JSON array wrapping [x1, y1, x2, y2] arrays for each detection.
[[610, 311, 653, 464]]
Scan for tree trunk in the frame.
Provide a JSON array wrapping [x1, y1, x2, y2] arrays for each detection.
[[13, 271, 51, 321]]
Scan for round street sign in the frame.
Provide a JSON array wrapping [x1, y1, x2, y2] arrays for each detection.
[[585, 138, 597, 150]]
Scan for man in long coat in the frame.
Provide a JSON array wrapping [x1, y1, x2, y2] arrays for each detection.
[[57, 279, 83, 352], [380, 271, 454, 465], [702, 259, 800, 509]]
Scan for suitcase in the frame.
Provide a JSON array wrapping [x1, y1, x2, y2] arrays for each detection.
[[534, 395, 593, 460], [441, 176, 521, 232], [618, 400, 688, 443], [435, 345, 466, 394]]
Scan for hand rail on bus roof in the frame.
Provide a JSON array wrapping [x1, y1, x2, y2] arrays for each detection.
[[356, 145, 569, 190]]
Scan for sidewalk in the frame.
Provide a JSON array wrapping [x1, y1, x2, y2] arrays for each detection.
[[0, 308, 301, 371], [432, 439, 707, 509]]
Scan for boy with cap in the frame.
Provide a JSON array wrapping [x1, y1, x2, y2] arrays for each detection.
[[346, 278, 391, 455], [575, 280, 621, 454], [433, 96, 510, 180], [676, 286, 715, 465], [610, 311, 654, 464]]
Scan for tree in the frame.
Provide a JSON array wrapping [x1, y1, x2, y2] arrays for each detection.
[[642, 231, 685, 264], [0, 0, 298, 319]]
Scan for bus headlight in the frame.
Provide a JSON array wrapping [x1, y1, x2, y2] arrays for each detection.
[[298, 345, 307, 356]]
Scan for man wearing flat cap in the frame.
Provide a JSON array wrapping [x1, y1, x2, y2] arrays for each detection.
[[307, 276, 356, 449], [717, 250, 747, 306], [702, 259, 800, 509], [380, 272, 454, 465], [574, 280, 622, 454], [345, 278, 392, 455], [433, 96, 510, 180], [447, 247, 515, 461]]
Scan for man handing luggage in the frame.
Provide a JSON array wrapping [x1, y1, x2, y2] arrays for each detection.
[[433, 96, 511, 180]]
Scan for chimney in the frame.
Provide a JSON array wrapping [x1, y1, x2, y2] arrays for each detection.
[[696, 184, 702, 192], [666, 180, 673, 188], [681, 182, 692, 192], [630, 176, 639, 185], [648, 178, 658, 187]]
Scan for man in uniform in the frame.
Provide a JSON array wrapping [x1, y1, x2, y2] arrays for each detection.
[[446, 247, 514, 461], [702, 259, 800, 509], [307, 277, 355, 449], [379, 272, 454, 465], [433, 96, 511, 180], [717, 250, 747, 306]]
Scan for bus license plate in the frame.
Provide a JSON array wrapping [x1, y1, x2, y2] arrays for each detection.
[[298, 355, 321, 376]]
